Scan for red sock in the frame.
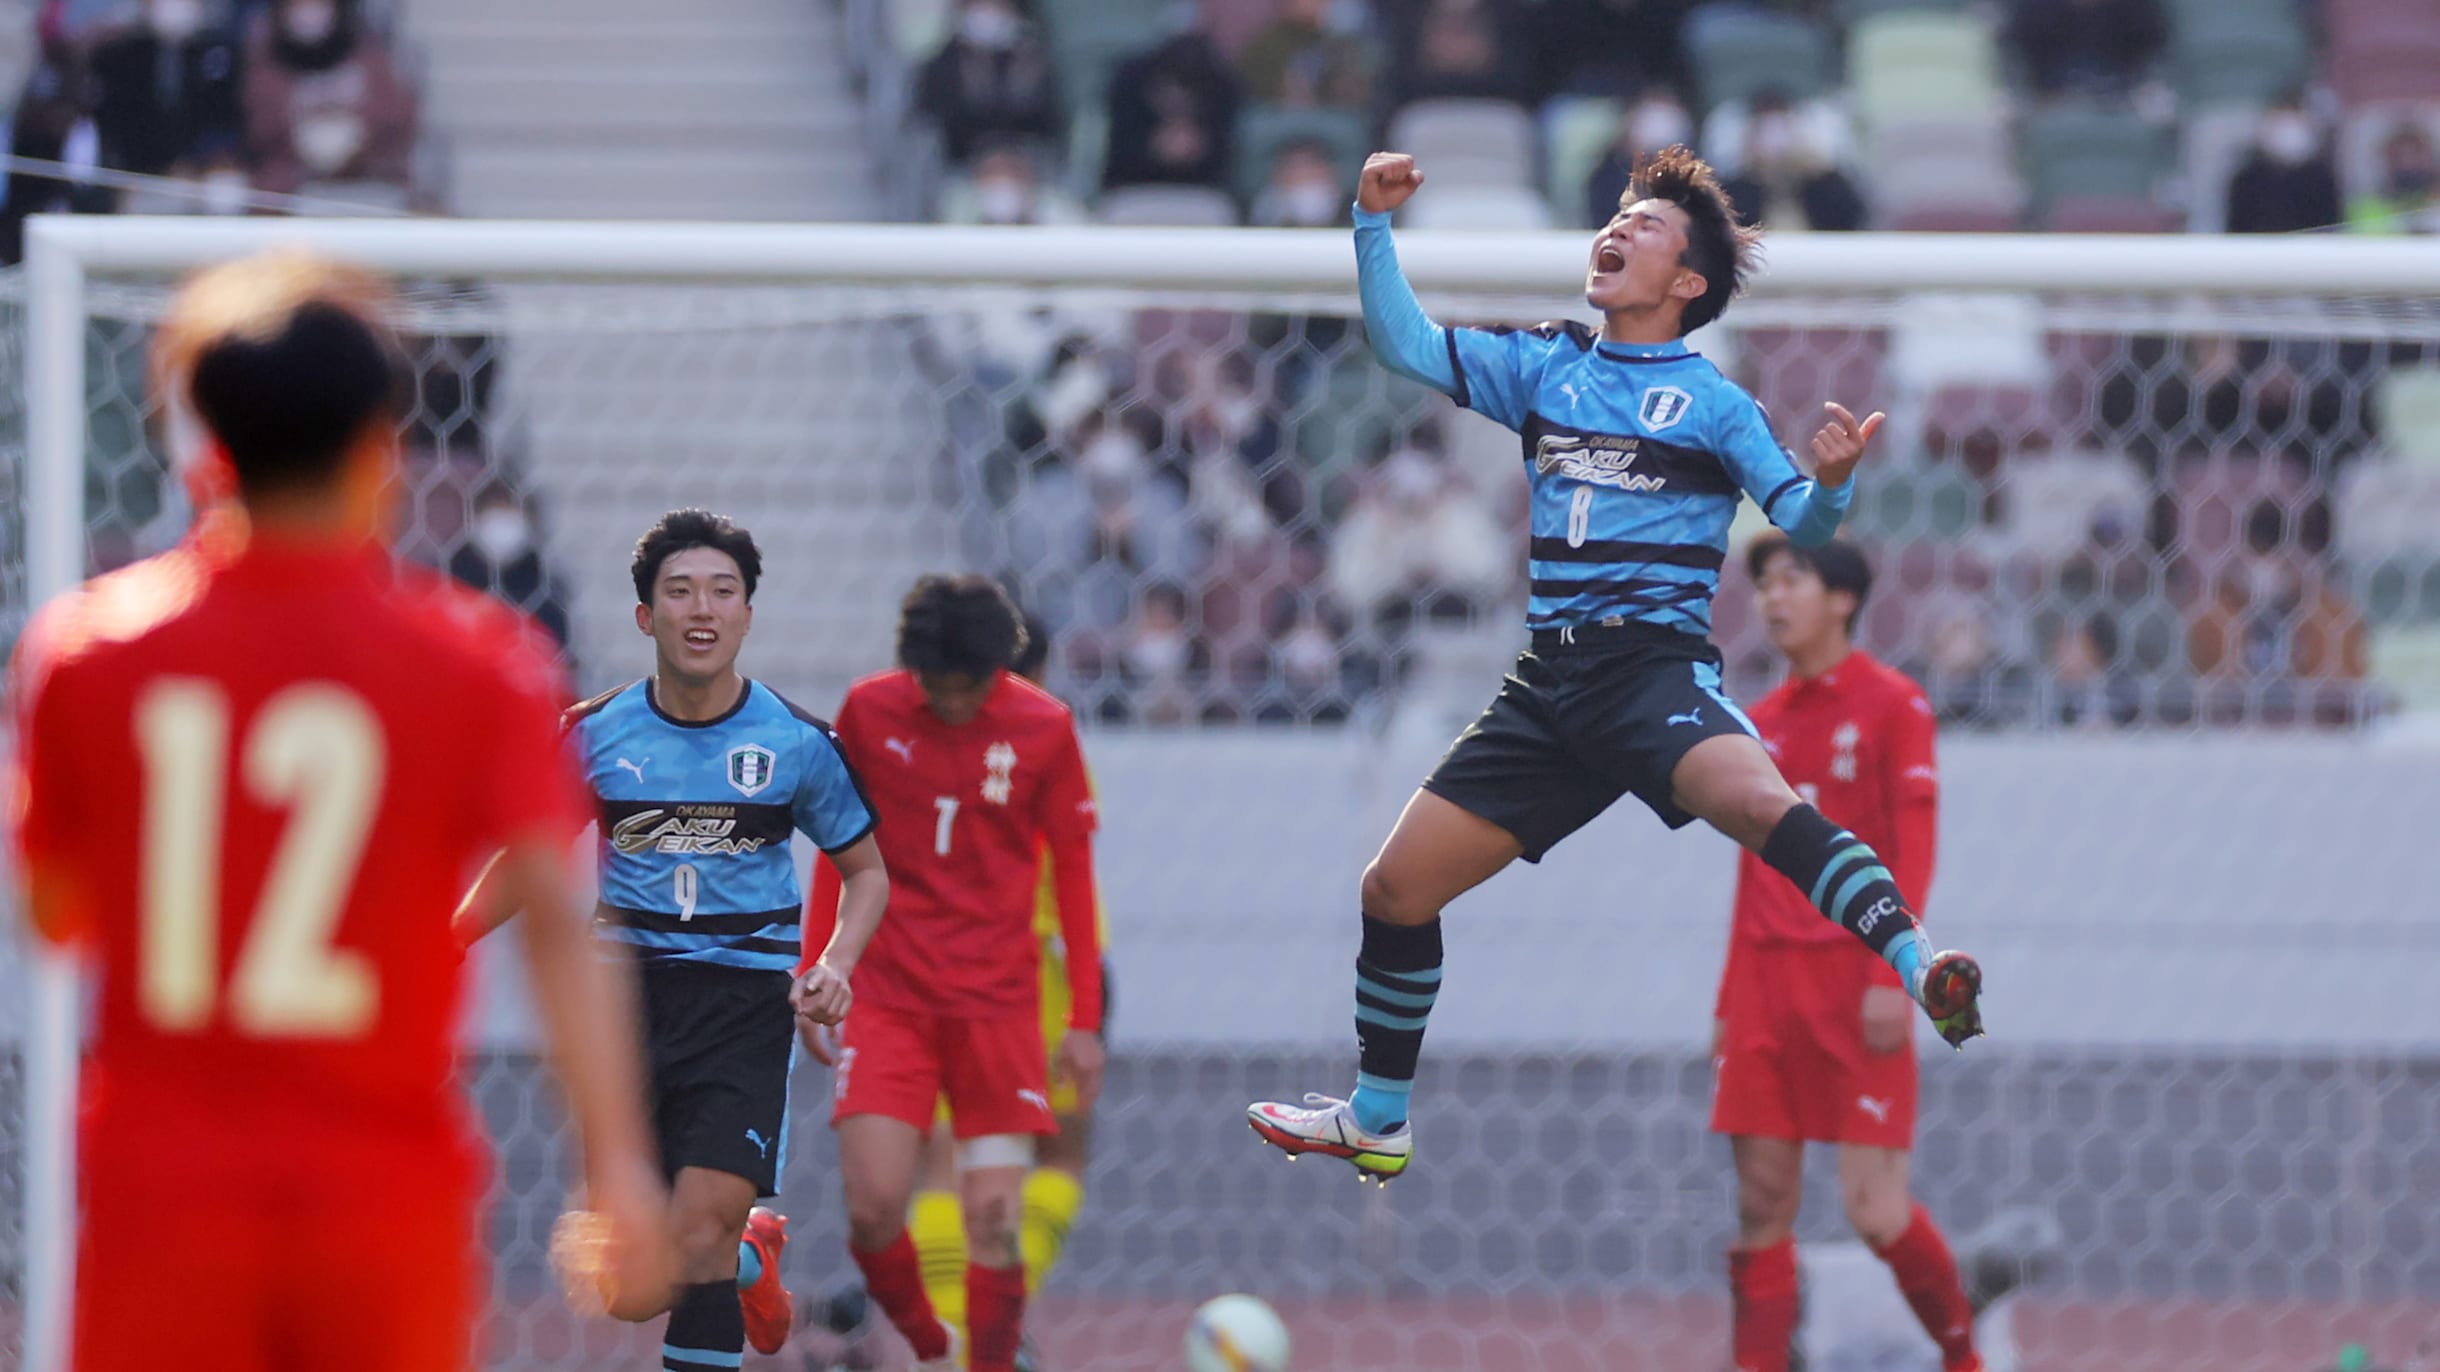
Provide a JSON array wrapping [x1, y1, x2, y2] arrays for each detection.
[[1873, 1204, 1980, 1371], [850, 1230, 948, 1362], [1728, 1240, 1799, 1372], [966, 1262, 1027, 1372]]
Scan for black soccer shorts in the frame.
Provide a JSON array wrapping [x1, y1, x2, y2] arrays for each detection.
[[1420, 623, 1758, 861], [635, 962, 797, 1197]]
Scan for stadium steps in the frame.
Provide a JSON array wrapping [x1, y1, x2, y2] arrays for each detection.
[[398, 0, 870, 222], [392, 0, 946, 698]]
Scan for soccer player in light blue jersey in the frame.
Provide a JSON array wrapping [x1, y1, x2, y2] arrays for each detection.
[[1249, 147, 1984, 1182], [460, 509, 892, 1370]]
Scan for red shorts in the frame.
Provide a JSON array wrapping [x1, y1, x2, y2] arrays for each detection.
[[1710, 938, 1917, 1149], [831, 1000, 1055, 1140], [74, 1159, 478, 1372]]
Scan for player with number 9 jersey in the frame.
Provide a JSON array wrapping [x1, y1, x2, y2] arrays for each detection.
[[6, 252, 665, 1372]]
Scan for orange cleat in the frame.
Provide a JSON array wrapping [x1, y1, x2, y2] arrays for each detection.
[[739, 1206, 795, 1355]]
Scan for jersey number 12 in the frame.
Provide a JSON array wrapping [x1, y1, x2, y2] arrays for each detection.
[[134, 680, 385, 1038]]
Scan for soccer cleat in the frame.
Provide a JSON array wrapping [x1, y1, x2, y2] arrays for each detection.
[[1915, 949, 1985, 1048], [1246, 1093, 1412, 1181], [739, 1206, 795, 1355], [912, 1326, 965, 1372]]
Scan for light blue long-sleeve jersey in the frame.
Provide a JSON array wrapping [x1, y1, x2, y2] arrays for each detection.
[[1355, 207, 1853, 636]]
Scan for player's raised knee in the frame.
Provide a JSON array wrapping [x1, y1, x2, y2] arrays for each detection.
[[1358, 857, 1437, 926]]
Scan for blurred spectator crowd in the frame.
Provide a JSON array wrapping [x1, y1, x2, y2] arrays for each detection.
[[861, 0, 2440, 729], [2, 0, 424, 259]]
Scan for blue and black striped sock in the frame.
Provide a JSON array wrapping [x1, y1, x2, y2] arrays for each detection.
[[1761, 804, 1928, 991], [1349, 915, 1442, 1136], [663, 1280, 744, 1372]]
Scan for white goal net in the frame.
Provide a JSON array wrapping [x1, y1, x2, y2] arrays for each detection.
[[2, 218, 2437, 1372]]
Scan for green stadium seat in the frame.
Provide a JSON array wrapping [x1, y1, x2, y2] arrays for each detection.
[[1040, 0, 1170, 112], [1848, 10, 2004, 128], [1541, 96, 1623, 224], [1836, 0, 1975, 21], [2018, 105, 2170, 213], [2172, 7, 2309, 109], [1683, 4, 1831, 114]]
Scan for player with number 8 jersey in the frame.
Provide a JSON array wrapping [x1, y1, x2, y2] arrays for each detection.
[[7, 252, 668, 1372]]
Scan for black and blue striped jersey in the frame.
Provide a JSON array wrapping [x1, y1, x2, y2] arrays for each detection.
[[1354, 207, 1853, 637], [566, 679, 874, 973]]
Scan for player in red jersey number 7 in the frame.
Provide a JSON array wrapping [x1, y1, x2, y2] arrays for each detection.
[[1711, 536, 1984, 1372], [802, 576, 1106, 1372], [5, 253, 671, 1372]]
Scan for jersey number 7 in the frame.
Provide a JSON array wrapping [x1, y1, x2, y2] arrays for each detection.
[[134, 679, 384, 1038]]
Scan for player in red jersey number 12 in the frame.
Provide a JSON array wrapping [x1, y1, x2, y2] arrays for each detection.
[[5, 252, 670, 1372]]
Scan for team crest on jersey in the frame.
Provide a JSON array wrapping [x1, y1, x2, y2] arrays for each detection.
[[1639, 385, 1693, 431], [726, 743, 777, 797]]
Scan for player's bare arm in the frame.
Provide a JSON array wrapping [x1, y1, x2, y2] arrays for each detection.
[[449, 850, 513, 949], [494, 837, 676, 1318], [794, 832, 887, 1027], [1045, 821, 1108, 1113]]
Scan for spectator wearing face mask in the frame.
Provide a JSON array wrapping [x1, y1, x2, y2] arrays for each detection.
[[1583, 86, 1693, 228], [1237, 0, 1371, 112], [449, 483, 575, 661], [87, 0, 244, 194], [2348, 121, 2440, 236], [243, 0, 417, 202], [1249, 137, 1350, 227], [916, 0, 1061, 168], [2225, 97, 2340, 235], [951, 137, 1085, 225], [1717, 89, 1865, 231]]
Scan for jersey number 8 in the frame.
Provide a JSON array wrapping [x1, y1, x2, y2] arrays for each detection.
[[1567, 485, 1595, 548], [134, 679, 384, 1039]]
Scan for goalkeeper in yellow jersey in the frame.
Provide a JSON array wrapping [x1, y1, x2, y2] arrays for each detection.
[[878, 615, 1109, 1367]]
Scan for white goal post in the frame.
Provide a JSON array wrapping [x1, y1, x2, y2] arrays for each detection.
[[16, 212, 2440, 1372]]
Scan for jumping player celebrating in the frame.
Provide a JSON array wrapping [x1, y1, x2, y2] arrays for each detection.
[[1713, 535, 1982, 1372], [8, 252, 670, 1372], [460, 509, 891, 1371], [1248, 147, 1984, 1181], [802, 576, 1105, 1372]]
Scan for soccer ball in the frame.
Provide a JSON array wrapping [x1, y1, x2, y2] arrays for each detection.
[[1184, 1293, 1291, 1372]]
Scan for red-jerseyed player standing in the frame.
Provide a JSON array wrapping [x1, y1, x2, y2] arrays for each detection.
[[1711, 533, 1981, 1372], [4, 253, 670, 1372], [799, 576, 1104, 1372]]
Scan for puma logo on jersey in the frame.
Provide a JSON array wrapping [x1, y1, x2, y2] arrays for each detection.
[[1857, 1095, 1892, 1123], [1018, 1088, 1051, 1115], [1668, 708, 1704, 728], [745, 1128, 772, 1159], [884, 737, 915, 764], [615, 757, 647, 782]]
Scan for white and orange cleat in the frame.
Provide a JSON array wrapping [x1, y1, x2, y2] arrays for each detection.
[[1246, 1093, 1412, 1183]]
